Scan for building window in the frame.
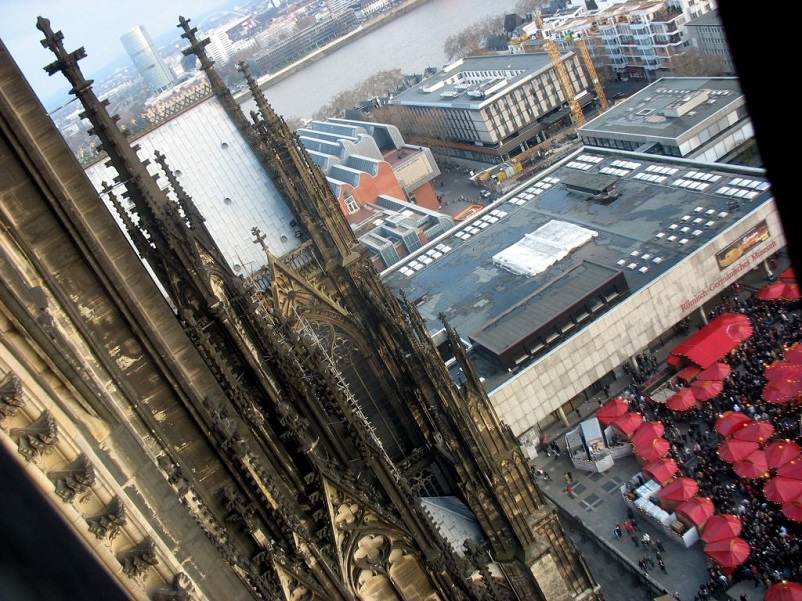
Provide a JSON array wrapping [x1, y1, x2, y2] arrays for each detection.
[[343, 190, 358, 214]]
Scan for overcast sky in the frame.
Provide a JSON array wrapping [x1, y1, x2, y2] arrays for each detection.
[[1, 0, 232, 108]]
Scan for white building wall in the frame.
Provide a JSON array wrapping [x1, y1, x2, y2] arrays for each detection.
[[85, 97, 299, 274], [490, 199, 784, 437]]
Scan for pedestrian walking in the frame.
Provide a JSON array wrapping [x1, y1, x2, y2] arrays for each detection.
[[641, 532, 651, 547], [655, 539, 665, 552], [631, 534, 639, 547], [658, 558, 666, 573], [614, 523, 622, 539], [624, 520, 635, 535]]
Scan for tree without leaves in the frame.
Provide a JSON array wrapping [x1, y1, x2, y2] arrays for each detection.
[[669, 48, 730, 77], [443, 16, 507, 62], [311, 68, 405, 121]]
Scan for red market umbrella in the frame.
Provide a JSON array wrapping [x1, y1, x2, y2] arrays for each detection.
[[630, 421, 666, 447], [696, 362, 732, 381], [718, 438, 759, 463], [757, 281, 800, 301], [779, 267, 797, 282], [781, 499, 802, 523], [786, 343, 802, 365], [700, 513, 742, 544], [634, 437, 671, 462], [658, 477, 699, 503], [765, 580, 802, 601], [732, 420, 775, 444], [764, 362, 802, 382], [676, 496, 715, 528], [596, 397, 630, 426], [733, 449, 770, 479], [765, 440, 802, 469], [612, 412, 643, 437], [722, 312, 753, 343], [778, 460, 802, 480], [703, 537, 750, 568], [763, 477, 802, 504], [715, 411, 752, 437], [666, 388, 698, 412], [763, 377, 802, 404], [642, 457, 679, 485], [691, 378, 724, 401]]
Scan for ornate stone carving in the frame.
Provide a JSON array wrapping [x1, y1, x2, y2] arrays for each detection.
[[117, 538, 159, 578], [10, 410, 58, 460], [48, 454, 96, 502], [151, 573, 192, 601], [0, 372, 24, 421], [87, 496, 127, 541]]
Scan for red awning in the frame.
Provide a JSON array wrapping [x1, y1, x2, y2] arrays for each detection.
[[669, 312, 753, 369]]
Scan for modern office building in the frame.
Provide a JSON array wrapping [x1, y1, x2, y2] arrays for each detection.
[[577, 76, 752, 162], [684, 8, 735, 75], [387, 52, 593, 164], [120, 25, 176, 94], [381, 145, 780, 445]]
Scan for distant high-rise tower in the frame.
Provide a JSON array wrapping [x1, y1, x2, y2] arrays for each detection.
[[120, 25, 175, 93]]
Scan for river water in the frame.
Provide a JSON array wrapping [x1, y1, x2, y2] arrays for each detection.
[[249, 0, 522, 121]]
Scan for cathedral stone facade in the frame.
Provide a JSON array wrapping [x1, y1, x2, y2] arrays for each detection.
[[0, 17, 598, 601]]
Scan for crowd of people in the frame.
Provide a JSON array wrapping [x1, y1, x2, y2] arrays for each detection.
[[620, 278, 801, 600]]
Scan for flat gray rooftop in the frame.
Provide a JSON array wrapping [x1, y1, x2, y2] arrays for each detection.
[[381, 148, 771, 387], [390, 53, 555, 108], [578, 77, 744, 142]]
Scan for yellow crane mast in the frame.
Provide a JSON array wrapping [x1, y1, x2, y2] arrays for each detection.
[[542, 39, 585, 127], [575, 37, 609, 111]]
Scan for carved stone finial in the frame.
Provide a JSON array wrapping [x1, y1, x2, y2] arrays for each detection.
[[117, 538, 159, 578], [0, 372, 24, 421], [87, 496, 127, 541], [48, 454, 95, 502], [10, 410, 58, 461]]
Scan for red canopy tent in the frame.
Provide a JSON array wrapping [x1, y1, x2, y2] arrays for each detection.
[[676, 364, 702, 383], [642, 457, 679, 485], [764, 362, 802, 382], [778, 461, 802, 480], [718, 438, 758, 463], [733, 449, 770, 479], [763, 377, 802, 404], [668, 312, 752, 369], [630, 421, 666, 447], [611, 412, 643, 437], [634, 437, 671, 462], [715, 411, 752, 437], [696, 362, 732, 381], [666, 388, 698, 412], [732, 420, 775, 444], [765, 440, 802, 469], [765, 580, 802, 601], [596, 397, 630, 426], [704, 537, 750, 568], [779, 267, 797, 282], [781, 499, 802, 523], [764, 477, 802, 504], [700, 514, 742, 544], [691, 378, 725, 401], [675, 496, 715, 529]]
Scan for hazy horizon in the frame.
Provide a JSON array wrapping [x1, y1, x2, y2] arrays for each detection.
[[1, 0, 243, 110]]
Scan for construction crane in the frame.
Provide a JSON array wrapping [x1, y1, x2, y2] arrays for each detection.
[[542, 39, 585, 127], [574, 37, 609, 111]]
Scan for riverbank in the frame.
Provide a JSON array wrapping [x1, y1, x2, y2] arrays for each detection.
[[241, 0, 436, 95]]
